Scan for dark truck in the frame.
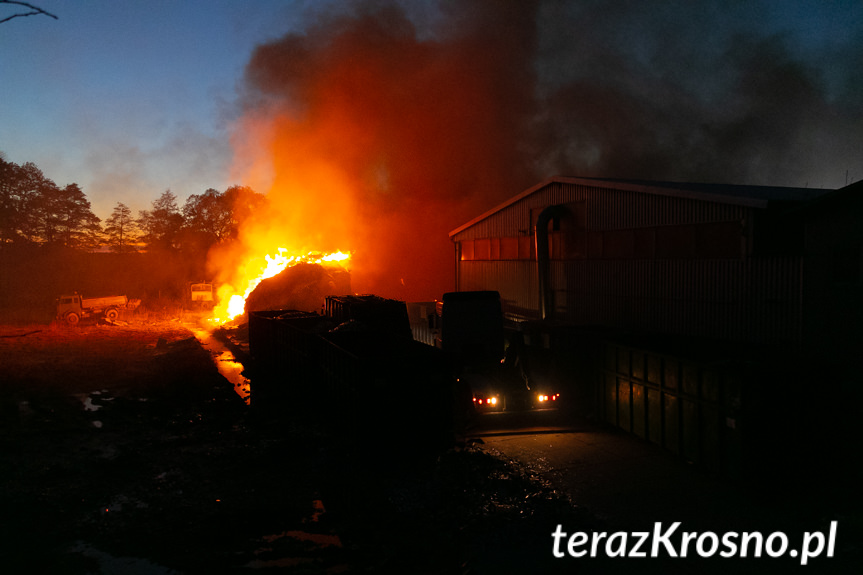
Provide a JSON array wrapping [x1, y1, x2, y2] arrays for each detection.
[[56, 293, 139, 325], [248, 295, 469, 447], [431, 291, 560, 412]]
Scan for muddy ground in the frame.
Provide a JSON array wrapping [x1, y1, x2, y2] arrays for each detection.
[[0, 319, 598, 574]]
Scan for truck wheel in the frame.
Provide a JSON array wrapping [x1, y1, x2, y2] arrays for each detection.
[[65, 312, 80, 326], [105, 308, 119, 322]]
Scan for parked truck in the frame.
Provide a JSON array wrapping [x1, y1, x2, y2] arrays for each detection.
[[430, 291, 561, 412], [56, 293, 139, 325], [190, 282, 214, 308]]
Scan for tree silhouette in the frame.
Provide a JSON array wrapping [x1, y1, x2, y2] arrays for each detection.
[[182, 188, 233, 245], [31, 181, 101, 248], [138, 190, 184, 251], [104, 202, 139, 253], [0, 159, 100, 248]]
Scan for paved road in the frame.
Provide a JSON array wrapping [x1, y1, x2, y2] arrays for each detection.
[[468, 409, 858, 574]]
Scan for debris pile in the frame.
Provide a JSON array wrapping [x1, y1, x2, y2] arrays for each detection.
[[244, 263, 350, 314]]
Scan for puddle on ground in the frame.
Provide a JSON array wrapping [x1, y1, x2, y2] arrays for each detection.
[[215, 350, 251, 405], [189, 327, 251, 405]]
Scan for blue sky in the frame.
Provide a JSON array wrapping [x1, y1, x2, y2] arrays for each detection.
[[2, 0, 862, 224], [1, 0, 324, 218]]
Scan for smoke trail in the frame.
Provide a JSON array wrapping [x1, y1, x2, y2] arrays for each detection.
[[227, 0, 862, 301]]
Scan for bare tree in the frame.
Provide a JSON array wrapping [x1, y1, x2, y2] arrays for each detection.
[[0, 1, 58, 24]]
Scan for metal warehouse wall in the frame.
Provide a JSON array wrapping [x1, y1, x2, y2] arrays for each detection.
[[551, 257, 802, 345], [453, 180, 802, 346], [458, 257, 801, 345], [451, 180, 753, 240], [456, 260, 538, 318]]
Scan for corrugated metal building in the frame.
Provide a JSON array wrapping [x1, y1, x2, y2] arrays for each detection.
[[448, 176, 862, 477], [450, 176, 828, 348]]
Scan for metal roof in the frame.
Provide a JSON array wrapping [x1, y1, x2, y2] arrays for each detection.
[[449, 176, 832, 237]]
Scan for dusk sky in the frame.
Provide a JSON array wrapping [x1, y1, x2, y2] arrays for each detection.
[[2, 0, 862, 227], [1, 0, 326, 218]]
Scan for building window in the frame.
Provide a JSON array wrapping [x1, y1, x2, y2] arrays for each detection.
[[460, 240, 475, 261], [695, 221, 743, 259], [500, 237, 518, 260], [474, 238, 491, 260]]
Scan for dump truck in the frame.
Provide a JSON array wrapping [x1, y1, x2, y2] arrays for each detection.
[[56, 293, 138, 325]]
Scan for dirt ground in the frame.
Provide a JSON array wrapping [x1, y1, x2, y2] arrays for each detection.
[[0, 318, 594, 574]]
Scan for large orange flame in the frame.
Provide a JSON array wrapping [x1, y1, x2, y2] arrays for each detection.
[[209, 248, 350, 324]]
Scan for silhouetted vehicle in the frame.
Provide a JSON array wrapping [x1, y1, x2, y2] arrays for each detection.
[[190, 282, 214, 308], [248, 296, 463, 447], [434, 291, 558, 412], [56, 293, 139, 325]]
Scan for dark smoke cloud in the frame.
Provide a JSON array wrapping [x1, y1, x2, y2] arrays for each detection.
[[232, 0, 862, 301], [234, 0, 540, 300], [530, 0, 862, 187]]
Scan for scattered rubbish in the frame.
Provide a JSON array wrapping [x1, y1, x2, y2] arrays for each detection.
[[78, 394, 102, 412], [247, 500, 343, 570], [155, 336, 199, 352], [76, 391, 114, 412]]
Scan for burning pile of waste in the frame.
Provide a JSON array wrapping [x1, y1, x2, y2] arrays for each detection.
[[210, 249, 350, 324], [244, 262, 351, 315]]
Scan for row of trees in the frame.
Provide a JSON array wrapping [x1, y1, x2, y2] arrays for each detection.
[[0, 156, 267, 254]]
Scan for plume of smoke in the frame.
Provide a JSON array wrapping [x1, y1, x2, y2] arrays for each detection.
[[225, 0, 862, 301], [228, 0, 540, 301]]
